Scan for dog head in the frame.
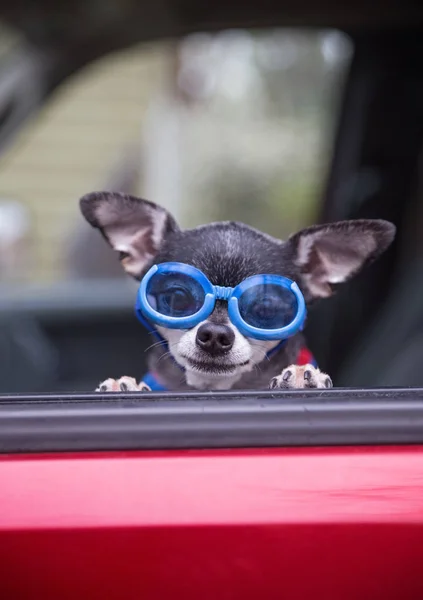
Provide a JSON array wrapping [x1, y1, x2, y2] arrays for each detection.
[[80, 192, 395, 390]]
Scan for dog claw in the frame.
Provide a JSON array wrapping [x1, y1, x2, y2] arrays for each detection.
[[283, 369, 292, 382]]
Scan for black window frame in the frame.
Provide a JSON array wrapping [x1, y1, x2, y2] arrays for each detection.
[[1, 388, 423, 453], [0, 18, 423, 454]]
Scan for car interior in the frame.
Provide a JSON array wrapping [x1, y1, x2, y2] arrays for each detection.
[[0, 0, 422, 394]]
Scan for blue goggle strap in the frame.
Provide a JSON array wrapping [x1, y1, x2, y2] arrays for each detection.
[[135, 307, 164, 343]]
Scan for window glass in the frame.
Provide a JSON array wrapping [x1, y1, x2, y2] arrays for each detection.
[[0, 29, 352, 284], [0, 29, 352, 392]]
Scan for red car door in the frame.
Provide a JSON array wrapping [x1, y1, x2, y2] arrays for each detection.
[[1, 388, 423, 600]]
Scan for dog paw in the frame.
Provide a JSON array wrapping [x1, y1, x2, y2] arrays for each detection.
[[95, 377, 151, 392], [269, 364, 333, 390]]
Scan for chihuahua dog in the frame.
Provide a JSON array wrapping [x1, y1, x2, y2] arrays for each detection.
[[80, 192, 395, 393]]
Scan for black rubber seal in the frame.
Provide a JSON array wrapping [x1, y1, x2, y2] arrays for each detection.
[[1, 388, 423, 453]]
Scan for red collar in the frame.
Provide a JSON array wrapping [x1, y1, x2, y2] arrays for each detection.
[[296, 347, 318, 367]]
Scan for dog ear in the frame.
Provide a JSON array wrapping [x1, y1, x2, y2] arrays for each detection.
[[289, 219, 396, 298], [80, 192, 179, 279]]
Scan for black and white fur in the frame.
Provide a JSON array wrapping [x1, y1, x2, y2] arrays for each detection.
[[80, 192, 395, 392]]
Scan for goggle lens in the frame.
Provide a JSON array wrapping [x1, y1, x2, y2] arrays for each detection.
[[146, 271, 206, 318], [238, 283, 298, 330]]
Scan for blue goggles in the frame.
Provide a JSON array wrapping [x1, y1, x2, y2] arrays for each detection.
[[135, 262, 306, 342]]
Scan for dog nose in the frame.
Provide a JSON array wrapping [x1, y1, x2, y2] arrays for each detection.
[[196, 323, 235, 355]]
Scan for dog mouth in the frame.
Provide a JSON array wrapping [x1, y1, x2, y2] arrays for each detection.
[[181, 356, 250, 374]]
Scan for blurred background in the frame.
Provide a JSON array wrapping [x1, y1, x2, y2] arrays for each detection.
[[0, 0, 421, 392], [0, 27, 351, 283]]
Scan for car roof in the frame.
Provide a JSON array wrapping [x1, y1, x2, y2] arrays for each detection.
[[2, 0, 423, 52]]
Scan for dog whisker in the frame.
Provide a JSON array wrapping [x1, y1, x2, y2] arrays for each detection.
[[156, 351, 173, 364], [252, 342, 270, 352], [144, 339, 168, 353], [252, 345, 271, 363]]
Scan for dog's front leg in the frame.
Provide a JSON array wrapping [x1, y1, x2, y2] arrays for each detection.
[[96, 377, 151, 392], [269, 364, 333, 390]]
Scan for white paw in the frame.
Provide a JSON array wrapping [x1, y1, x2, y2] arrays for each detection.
[[95, 376, 151, 392], [269, 364, 333, 390]]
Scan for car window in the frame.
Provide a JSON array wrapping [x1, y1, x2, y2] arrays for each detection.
[[0, 28, 352, 393], [0, 29, 352, 285]]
